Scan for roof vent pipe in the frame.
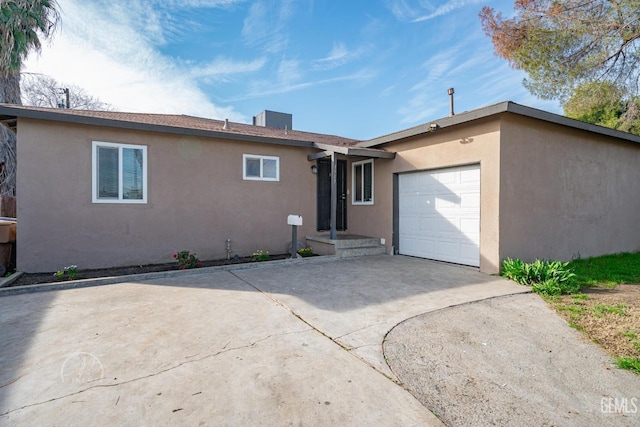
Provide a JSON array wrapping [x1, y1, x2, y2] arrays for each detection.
[[223, 118, 229, 130], [448, 88, 455, 116]]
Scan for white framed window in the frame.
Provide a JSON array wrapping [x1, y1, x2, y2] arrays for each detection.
[[352, 159, 374, 205], [243, 154, 279, 181], [92, 141, 147, 203]]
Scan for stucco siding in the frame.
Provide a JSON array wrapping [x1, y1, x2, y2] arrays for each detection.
[[349, 118, 502, 273], [499, 115, 640, 263], [17, 119, 317, 272]]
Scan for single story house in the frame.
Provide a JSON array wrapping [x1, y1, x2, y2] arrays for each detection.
[[0, 101, 639, 274]]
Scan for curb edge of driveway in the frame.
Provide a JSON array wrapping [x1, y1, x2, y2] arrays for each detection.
[[0, 254, 349, 297]]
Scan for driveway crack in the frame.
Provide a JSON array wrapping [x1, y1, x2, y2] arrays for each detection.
[[333, 321, 388, 340], [0, 327, 311, 416]]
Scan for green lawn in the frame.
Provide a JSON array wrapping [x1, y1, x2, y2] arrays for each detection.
[[568, 252, 640, 288]]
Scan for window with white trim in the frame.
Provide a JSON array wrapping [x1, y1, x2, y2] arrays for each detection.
[[243, 154, 279, 181], [352, 159, 374, 205], [92, 141, 147, 203]]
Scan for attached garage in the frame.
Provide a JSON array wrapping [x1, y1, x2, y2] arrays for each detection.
[[398, 164, 481, 267]]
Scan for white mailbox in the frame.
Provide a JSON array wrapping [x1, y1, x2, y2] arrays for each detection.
[[287, 214, 303, 226]]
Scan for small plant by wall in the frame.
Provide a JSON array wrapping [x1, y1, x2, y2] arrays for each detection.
[[501, 258, 579, 295], [252, 250, 270, 262], [173, 250, 202, 269], [297, 247, 313, 257], [53, 265, 78, 280]]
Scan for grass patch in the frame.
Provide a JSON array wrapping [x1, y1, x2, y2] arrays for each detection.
[[502, 252, 640, 375], [592, 303, 628, 317], [556, 304, 584, 313], [614, 357, 640, 374], [571, 293, 589, 301], [568, 252, 640, 288], [568, 322, 585, 331]]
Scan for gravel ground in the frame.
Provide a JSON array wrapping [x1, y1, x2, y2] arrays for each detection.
[[384, 293, 640, 427]]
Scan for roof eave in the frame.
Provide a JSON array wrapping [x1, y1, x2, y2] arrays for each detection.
[[0, 105, 317, 149], [311, 142, 396, 159], [359, 101, 640, 147]]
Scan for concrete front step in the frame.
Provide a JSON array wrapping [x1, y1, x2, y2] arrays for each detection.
[[335, 246, 387, 258], [305, 234, 388, 258]]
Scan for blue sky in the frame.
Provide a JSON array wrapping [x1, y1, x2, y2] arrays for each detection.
[[24, 0, 561, 140]]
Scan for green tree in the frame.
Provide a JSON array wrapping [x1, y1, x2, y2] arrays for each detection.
[[564, 81, 640, 134], [0, 0, 59, 195], [479, 0, 640, 102], [565, 81, 624, 128]]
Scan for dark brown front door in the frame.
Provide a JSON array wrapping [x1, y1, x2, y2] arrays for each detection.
[[317, 158, 347, 231]]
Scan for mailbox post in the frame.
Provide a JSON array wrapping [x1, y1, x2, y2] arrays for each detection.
[[287, 214, 303, 259]]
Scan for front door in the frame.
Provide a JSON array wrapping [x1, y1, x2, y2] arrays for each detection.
[[317, 158, 347, 231]]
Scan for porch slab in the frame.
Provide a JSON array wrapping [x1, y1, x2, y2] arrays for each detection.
[[305, 234, 387, 257]]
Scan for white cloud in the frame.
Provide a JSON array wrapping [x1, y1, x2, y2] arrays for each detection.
[[386, 0, 418, 21], [23, 0, 256, 121], [386, 0, 483, 22], [241, 0, 295, 53], [189, 57, 267, 80], [312, 42, 365, 71], [277, 59, 302, 86], [411, 0, 484, 22], [234, 69, 377, 101]]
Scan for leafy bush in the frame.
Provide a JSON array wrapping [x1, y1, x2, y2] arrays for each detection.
[[173, 250, 202, 270], [53, 265, 78, 280], [297, 247, 313, 257], [502, 258, 579, 295], [252, 250, 270, 262]]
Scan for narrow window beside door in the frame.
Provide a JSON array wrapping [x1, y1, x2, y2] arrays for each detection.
[[352, 159, 374, 205], [92, 141, 147, 203]]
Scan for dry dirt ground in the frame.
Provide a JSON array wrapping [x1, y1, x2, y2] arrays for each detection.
[[549, 284, 640, 361]]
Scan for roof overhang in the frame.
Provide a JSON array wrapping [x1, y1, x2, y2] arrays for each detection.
[[0, 104, 318, 149], [308, 143, 395, 160], [358, 101, 640, 148]]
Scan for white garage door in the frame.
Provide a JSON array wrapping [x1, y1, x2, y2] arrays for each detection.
[[398, 164, 480, 267]]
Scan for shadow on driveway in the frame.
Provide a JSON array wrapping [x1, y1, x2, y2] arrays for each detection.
[[0, 255, 526, 424]]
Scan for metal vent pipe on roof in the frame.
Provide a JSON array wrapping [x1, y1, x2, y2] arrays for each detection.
[[223, 118, 229, 130], [448, 88, 455, 116]]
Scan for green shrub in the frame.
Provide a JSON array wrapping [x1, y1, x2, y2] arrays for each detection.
[[297, 247, 313, 257], [502, 258, 579, 295], [252, 250, 270, 262], [53, 265, 78, 280], [173, 250, 202, 269]]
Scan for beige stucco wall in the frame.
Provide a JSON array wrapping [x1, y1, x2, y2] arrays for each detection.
[[17, 119, 318, 272], [499, 115, 640, 263], [348, 118, 503, 273]]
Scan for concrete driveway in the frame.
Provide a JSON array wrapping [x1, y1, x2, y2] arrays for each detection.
[[0, 255, 526, 425]]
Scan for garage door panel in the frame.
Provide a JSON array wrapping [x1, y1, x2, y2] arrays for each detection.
[[460, 167, 480, 183], [460, 192, 480, 209], [460, 218, 480, 239], [399, 164, 480, 267], [435, 195, 460, 210]]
